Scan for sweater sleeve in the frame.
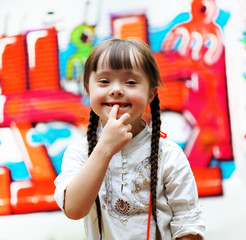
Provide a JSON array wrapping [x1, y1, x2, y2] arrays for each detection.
[[162, 142, 206, 239], [54, 140, 87, 211]]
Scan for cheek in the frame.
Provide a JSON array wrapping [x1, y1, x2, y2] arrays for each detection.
[[88, 88, 106, 112], [129, 93, 148, 110], [89, 89, 104, 104]]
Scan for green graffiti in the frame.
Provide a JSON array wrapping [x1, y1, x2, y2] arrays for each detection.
[[66, 24, 95, 81]]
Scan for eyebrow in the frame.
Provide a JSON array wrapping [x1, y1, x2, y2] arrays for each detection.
[[94, 70, 112, 75], [96, 68, 142, 76]]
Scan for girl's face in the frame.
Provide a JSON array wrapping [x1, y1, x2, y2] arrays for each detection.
[[86, 52, 157, 136]]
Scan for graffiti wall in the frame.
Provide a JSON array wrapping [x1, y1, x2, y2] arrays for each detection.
[[0, 0, 245, 217]]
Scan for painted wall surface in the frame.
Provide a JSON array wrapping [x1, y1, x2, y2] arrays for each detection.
[[0, 0, 245, 237]]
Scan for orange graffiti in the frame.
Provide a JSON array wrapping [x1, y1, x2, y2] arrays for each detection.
[[162, 0, 223, 65], [0, 28, 89, 215], [0, 167, 11, 215], [112, 13, 148, 43]]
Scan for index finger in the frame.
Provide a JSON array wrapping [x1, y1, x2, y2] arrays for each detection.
[[108, 104, 119, 120]]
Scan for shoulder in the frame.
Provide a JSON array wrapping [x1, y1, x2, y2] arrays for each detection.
[[62, 135, 88, 164], [158, 136, 190, 170], [159, 135, 184, 155], [158, 138, 195, 187]]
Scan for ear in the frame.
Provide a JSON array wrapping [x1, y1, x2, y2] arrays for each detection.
[[148, 87, 158, 104]]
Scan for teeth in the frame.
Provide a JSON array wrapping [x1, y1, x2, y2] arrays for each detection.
[[119, 104, 128, 107], [107, 103, 128, 107]]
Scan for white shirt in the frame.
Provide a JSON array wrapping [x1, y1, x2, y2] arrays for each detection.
[[54, 123, 205, 240]]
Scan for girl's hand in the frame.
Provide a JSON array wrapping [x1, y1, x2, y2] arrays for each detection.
[[98, 104, 133, 157], [64, 104, 132, 219]]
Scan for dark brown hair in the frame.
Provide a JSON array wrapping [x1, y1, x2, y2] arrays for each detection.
[[84, 38, 162, 239]]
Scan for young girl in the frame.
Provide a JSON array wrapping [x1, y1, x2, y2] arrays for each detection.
[[54, 38, 205, 240]]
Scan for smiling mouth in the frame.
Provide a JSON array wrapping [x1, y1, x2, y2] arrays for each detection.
[[104, 103, 130, 108]]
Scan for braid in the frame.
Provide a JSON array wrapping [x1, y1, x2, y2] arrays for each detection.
[[87, 109, 99, 155], [95, 196, 102, 240], [149, 94, 161, 224], [87, 109, 102, 239]]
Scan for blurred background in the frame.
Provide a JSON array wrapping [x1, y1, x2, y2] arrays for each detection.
[[0, 0, 245, 239]]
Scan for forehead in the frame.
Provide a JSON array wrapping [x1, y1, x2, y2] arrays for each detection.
[[96, 45, 143, 71]]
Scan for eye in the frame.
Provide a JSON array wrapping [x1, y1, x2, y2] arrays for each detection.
[[98, 78, 109, 84], [126, 79, 137, 85]]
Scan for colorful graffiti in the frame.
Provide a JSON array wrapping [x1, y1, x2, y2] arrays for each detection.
[[0, 28, 89, 215], [66, 24, 95, 81], [162, 0, 223, 65], [0, 0, 235, 215], [111, 0, 234, 197]]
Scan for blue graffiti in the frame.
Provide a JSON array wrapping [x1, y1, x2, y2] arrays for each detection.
[[59, 42, 77, 80], [31, 125, 71, 145], [50, 148, 67, 174], [1, 162, 30, 181], [149, 12, 190, 52], [149, 10, 230, 53], [210, 159, 236, 179]]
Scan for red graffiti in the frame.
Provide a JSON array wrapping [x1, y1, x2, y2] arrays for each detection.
[[0, 28, 89, 215], [162, 0, 223, 65]]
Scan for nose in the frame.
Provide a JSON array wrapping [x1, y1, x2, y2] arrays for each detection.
[[109, 83, 124, 97], [110, 89, 123, 96]]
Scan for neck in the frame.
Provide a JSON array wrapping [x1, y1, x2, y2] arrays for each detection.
[[131, 119, 146, 137]]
